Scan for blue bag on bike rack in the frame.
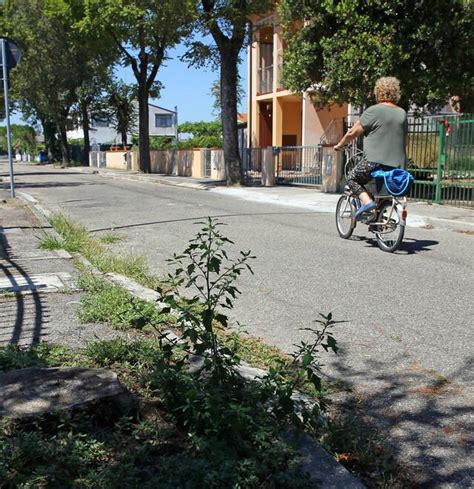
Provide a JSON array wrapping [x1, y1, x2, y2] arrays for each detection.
[[371, 168, 414, 196]]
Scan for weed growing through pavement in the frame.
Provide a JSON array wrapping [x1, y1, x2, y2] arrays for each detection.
[[77, 273, 174, 331], [99, 232, 123, 244], [40, 213, 158, 288]]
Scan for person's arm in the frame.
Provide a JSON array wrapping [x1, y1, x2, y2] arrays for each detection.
[[334, 120, 365, 151]]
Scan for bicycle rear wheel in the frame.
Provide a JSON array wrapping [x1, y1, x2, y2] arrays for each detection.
[[375, 201, 405, 252], [336, 195, 356, 239]]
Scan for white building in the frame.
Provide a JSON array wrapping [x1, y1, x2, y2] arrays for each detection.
[[67, 103, 177, 146]]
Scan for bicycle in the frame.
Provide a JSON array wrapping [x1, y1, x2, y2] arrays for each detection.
[[335, 144, 408, 252]]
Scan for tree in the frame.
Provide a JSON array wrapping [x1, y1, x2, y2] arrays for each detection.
[[178, 120, 223, 147], [279, 0, 474, 111], [184, 0, 270, 184], [0, 124, 36, 154], [209, 76, 244, 121], [5, 0, 117, 164], [106, 80, 137, 147], [82, 0, 195, 173]]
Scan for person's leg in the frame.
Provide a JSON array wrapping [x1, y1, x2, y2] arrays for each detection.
[[347, 160, 379, 217], [347, 160, 379, 200]]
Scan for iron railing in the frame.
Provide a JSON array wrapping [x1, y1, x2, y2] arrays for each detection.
[[243, 146, 322, 186], [243, 147, 264, 185], [276, 146, 322, 186], [346, 114, 474, 208], [258, 65, 273, 93]]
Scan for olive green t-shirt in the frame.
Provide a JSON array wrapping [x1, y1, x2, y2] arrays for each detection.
[[360, 104, 408, 168]]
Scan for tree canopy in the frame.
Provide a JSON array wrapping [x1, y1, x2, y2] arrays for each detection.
[[81, 0, 195, 172], [184, 0, 270, 183], [279, 0, 474, 111], [5, 0, 117, 162]]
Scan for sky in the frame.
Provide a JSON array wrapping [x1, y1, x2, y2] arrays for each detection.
[[6, 39, 249, 127]]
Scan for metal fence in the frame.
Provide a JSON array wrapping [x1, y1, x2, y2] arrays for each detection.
[[346, 114, 474, 208], [243, 146, 322, 186], [242, 147, 264, 185], [89, 151, 106, 168], [275, 146, 322, 186]]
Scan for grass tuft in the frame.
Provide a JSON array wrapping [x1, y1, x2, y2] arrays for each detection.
[[43, 213, 158, 288], [99, 232, 123, 244], [77, 273, 173, 330]]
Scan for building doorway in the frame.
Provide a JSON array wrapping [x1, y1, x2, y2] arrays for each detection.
[[259, 101, 272, 147]]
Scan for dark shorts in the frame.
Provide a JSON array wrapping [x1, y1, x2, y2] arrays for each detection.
[[347, 159, 391, 196]]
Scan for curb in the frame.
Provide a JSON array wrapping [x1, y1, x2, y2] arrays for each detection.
[[68, 166, 217, 191], [15, 190, 367, 489]]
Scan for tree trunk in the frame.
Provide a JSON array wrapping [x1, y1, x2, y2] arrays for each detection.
[[57, 121, 70, 165], [42, 119, 60, 162], [220, 51, 242, 185], [121, 130, 127, 148], [137, 80, 150, 173], [81, 101, 91, 166]]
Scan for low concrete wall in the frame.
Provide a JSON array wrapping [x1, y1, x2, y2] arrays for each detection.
[[89, 148, 214, 179], [105, 151, 130, 171], [210, 149, 226, 180], [150, 150, 173, 174]]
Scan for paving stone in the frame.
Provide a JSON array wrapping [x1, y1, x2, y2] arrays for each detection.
[[0, 367, 136, 417]]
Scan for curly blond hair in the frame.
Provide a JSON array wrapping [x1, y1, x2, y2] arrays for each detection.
[[374, 77, 401, 103]]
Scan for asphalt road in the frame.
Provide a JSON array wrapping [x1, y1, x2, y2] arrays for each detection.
[[3, 163, 473, 487]]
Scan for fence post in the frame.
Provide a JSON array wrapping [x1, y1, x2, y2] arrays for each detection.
[[435, 121, 446, 204], [261, 147, 275, 186]]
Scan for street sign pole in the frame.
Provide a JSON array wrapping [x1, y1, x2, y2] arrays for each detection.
[[1, 38, 15, 198]]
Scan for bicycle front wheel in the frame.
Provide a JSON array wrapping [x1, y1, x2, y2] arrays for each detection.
[[375, 201, 405, 252], [336, 195, 356, 239]]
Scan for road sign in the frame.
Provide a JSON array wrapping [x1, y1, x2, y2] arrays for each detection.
[[0, 37, 20, 70]]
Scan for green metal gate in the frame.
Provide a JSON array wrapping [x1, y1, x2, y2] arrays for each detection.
[[408, 115, 473, 207]]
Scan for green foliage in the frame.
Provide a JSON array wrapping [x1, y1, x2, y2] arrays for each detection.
[[105, 80, 137, 147], [84, 337, 165, 368], [0, 343, 79, 372], [77, 274, 172, 330], [159, 217, 255, 382], [183, 0, 272, 183], [81, 0, 195, 172], [150, 218, 339, 483], [0, 124, 36, 154], [178, 120, 223, 148], [98, 232, 123, 244], [5, 0, 117, 163], [45, 213, 158, 288], [0, 409, 311, 488], [279, 0, 474, 110]]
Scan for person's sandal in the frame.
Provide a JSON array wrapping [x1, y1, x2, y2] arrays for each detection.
[[355, 201, 376, 220]]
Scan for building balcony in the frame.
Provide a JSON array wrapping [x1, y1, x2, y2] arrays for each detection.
[[258, 65, 273, 94]]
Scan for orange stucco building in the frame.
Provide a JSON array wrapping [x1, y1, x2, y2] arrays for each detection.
[[247, 13, 348, 149]]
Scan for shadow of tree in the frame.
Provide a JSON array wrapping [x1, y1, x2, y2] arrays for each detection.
[[327, 350, 473, 487]]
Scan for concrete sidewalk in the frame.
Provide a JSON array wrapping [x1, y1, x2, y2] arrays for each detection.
[[0, 195, 115, 347], [70, 165, 474, 233]]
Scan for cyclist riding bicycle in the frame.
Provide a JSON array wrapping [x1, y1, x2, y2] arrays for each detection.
[[334, 76, 408, 219]]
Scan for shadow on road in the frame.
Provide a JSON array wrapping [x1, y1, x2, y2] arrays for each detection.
[[87, 211, 317, 233], [0, 227, 49, 346], [328, 349, 473, 487], [350, 234, 439, 254]]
